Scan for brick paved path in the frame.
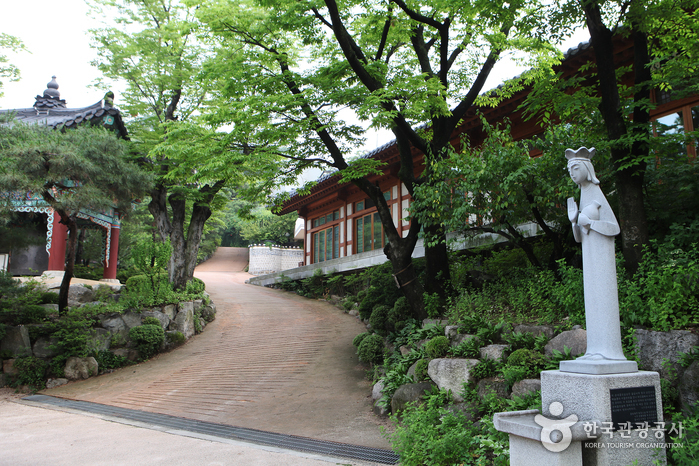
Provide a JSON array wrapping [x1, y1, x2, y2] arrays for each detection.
[[45, 248, 390, 448]]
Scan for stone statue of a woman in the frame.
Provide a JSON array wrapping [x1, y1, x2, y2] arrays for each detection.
[[560, 147, 637, 374]]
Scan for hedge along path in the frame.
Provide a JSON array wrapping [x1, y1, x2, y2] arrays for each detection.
[[44, 247, 391, 448]]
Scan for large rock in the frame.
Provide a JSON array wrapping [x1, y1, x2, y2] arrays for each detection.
[[634, 329, 699, 378], [67, 285, 95, 308], [480, 344, 509, 362], [46, 378, 68, 389], [391, 382, 434, 414], [445, 325, 459, 340], [200, 304, 216, 323], [99, 313, 129, 339], [111, 348, 138, 362], [121, 312, 143, 330], [544, 328, 587, 358], [1, 326, 32, 357], [32, 337, 59, 359], [3, 359, 17, 375], [89, 328, 111, 352], [64, 357, 98, 380], [451, 334, 476, 347], [427, 358, 479, 402], [162, 304, 177, 320], [477, 377, 509, 400], [372, 380, 385, 401], [678, 360, 699, 414], [193, 299, 204, 311], [141, 310, 170, 330], [170, 302, 195, 339], [511, 379, 542, 399], [513, 324, 555, 340], [373, 400, 390, 416]]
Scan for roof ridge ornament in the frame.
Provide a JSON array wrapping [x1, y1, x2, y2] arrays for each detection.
[[34, 76, 67, 110]]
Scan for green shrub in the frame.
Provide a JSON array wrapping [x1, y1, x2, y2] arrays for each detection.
[[166, 331, 186, 347], [668, 405, 699, 465], [389, 297, 412, 330], [40, 292, 59, 304], [414, 358, 430, 382], [94, 350, 129, 372], [425, 336, 450, 359], [353, 332, 371, 348], [357, 334, 385, 364], [129, 324, 165, 360], [142, 316, 161, 327], [12, 356, 47, 390], [14, 304, 47, 325], [369, 305, 391, 336], [301, 269, 327, 298], [507, 348, 541, 367], [471, 357, 498, 381], [504, 332, 537, 352]]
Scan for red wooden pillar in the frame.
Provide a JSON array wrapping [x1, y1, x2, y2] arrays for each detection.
[[102, 225, 120, 281], [47, 213, 67, 271]]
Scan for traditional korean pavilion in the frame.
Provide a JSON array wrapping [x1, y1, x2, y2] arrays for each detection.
[[0, 77, 128, 281]]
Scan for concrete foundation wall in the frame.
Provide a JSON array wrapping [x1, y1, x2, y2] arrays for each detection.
[[247, 222, 541, 286]]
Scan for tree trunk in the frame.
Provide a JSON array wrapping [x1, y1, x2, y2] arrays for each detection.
[[58, 215, 78, 314], [583, 0, 649, 274], [423, 223, 452, 299], [385, 235, 427, 321], [167, 194, 187, 289]]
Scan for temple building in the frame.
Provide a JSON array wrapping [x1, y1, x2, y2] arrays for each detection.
[[247, 34, 699, 286], [0, 77, 127, 282]]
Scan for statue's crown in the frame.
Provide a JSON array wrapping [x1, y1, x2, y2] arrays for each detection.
[[565, 147, 595, 160]]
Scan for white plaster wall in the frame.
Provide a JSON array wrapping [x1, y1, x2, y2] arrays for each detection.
[[249, 246, 304, 275]]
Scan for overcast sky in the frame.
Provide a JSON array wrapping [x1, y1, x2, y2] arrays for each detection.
[[1, 0, 590, 152]]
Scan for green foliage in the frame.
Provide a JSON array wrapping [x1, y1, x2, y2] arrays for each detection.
[[122, 273, 173, 308], [388, 388, 510, 466], [132, 239, 173, 290], [618, 240, 699, 331], [128, 324, 165, 360], [544, 346, 577, 370], [94, 350, 130, 372], [166, 331, 186, 347], [668, 405, 699, 465], [357, 334, 385, 365], [142, 316, 161, 327], [220, 201, 298, 247], [301, 269, 327, 299], [40, 292, 59, 305], [507, 349, 543, 367], [49, 305, 105, 360], [424, 336, 450, 359], [414, 359, 430, 382], [11, 356, 47, 390], [0, 275, 51, 325], [471, 357, 499, 381], [504, 332, 537, 352], [355, 263, 402, 320], [369, 305, 391, 336], [389, 297, 412, 331], [450, 336, 482, 358], [0, 33, 27, 98], [423, 292, 443, 319]]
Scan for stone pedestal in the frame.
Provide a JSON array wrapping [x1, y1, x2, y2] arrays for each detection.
[[541, 370, 666, 466]]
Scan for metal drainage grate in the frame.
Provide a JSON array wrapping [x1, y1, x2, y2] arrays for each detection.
[[23, 395, 399, 465]]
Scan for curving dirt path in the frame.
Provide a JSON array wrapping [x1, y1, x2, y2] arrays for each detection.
[[44, 247, 390, 449]]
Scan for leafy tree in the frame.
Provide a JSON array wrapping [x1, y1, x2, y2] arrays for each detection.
[[0, 33, 27, 99], [220, 200, 297, 246], [88, 0, 270, 289], [0, 125, 151, 312], [192, 0, 561, 318], [527, 0, 699, 273]]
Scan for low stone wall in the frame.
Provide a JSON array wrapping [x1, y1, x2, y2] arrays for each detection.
[[248, 245, 304, 276], [0, 284, 217, 388]]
